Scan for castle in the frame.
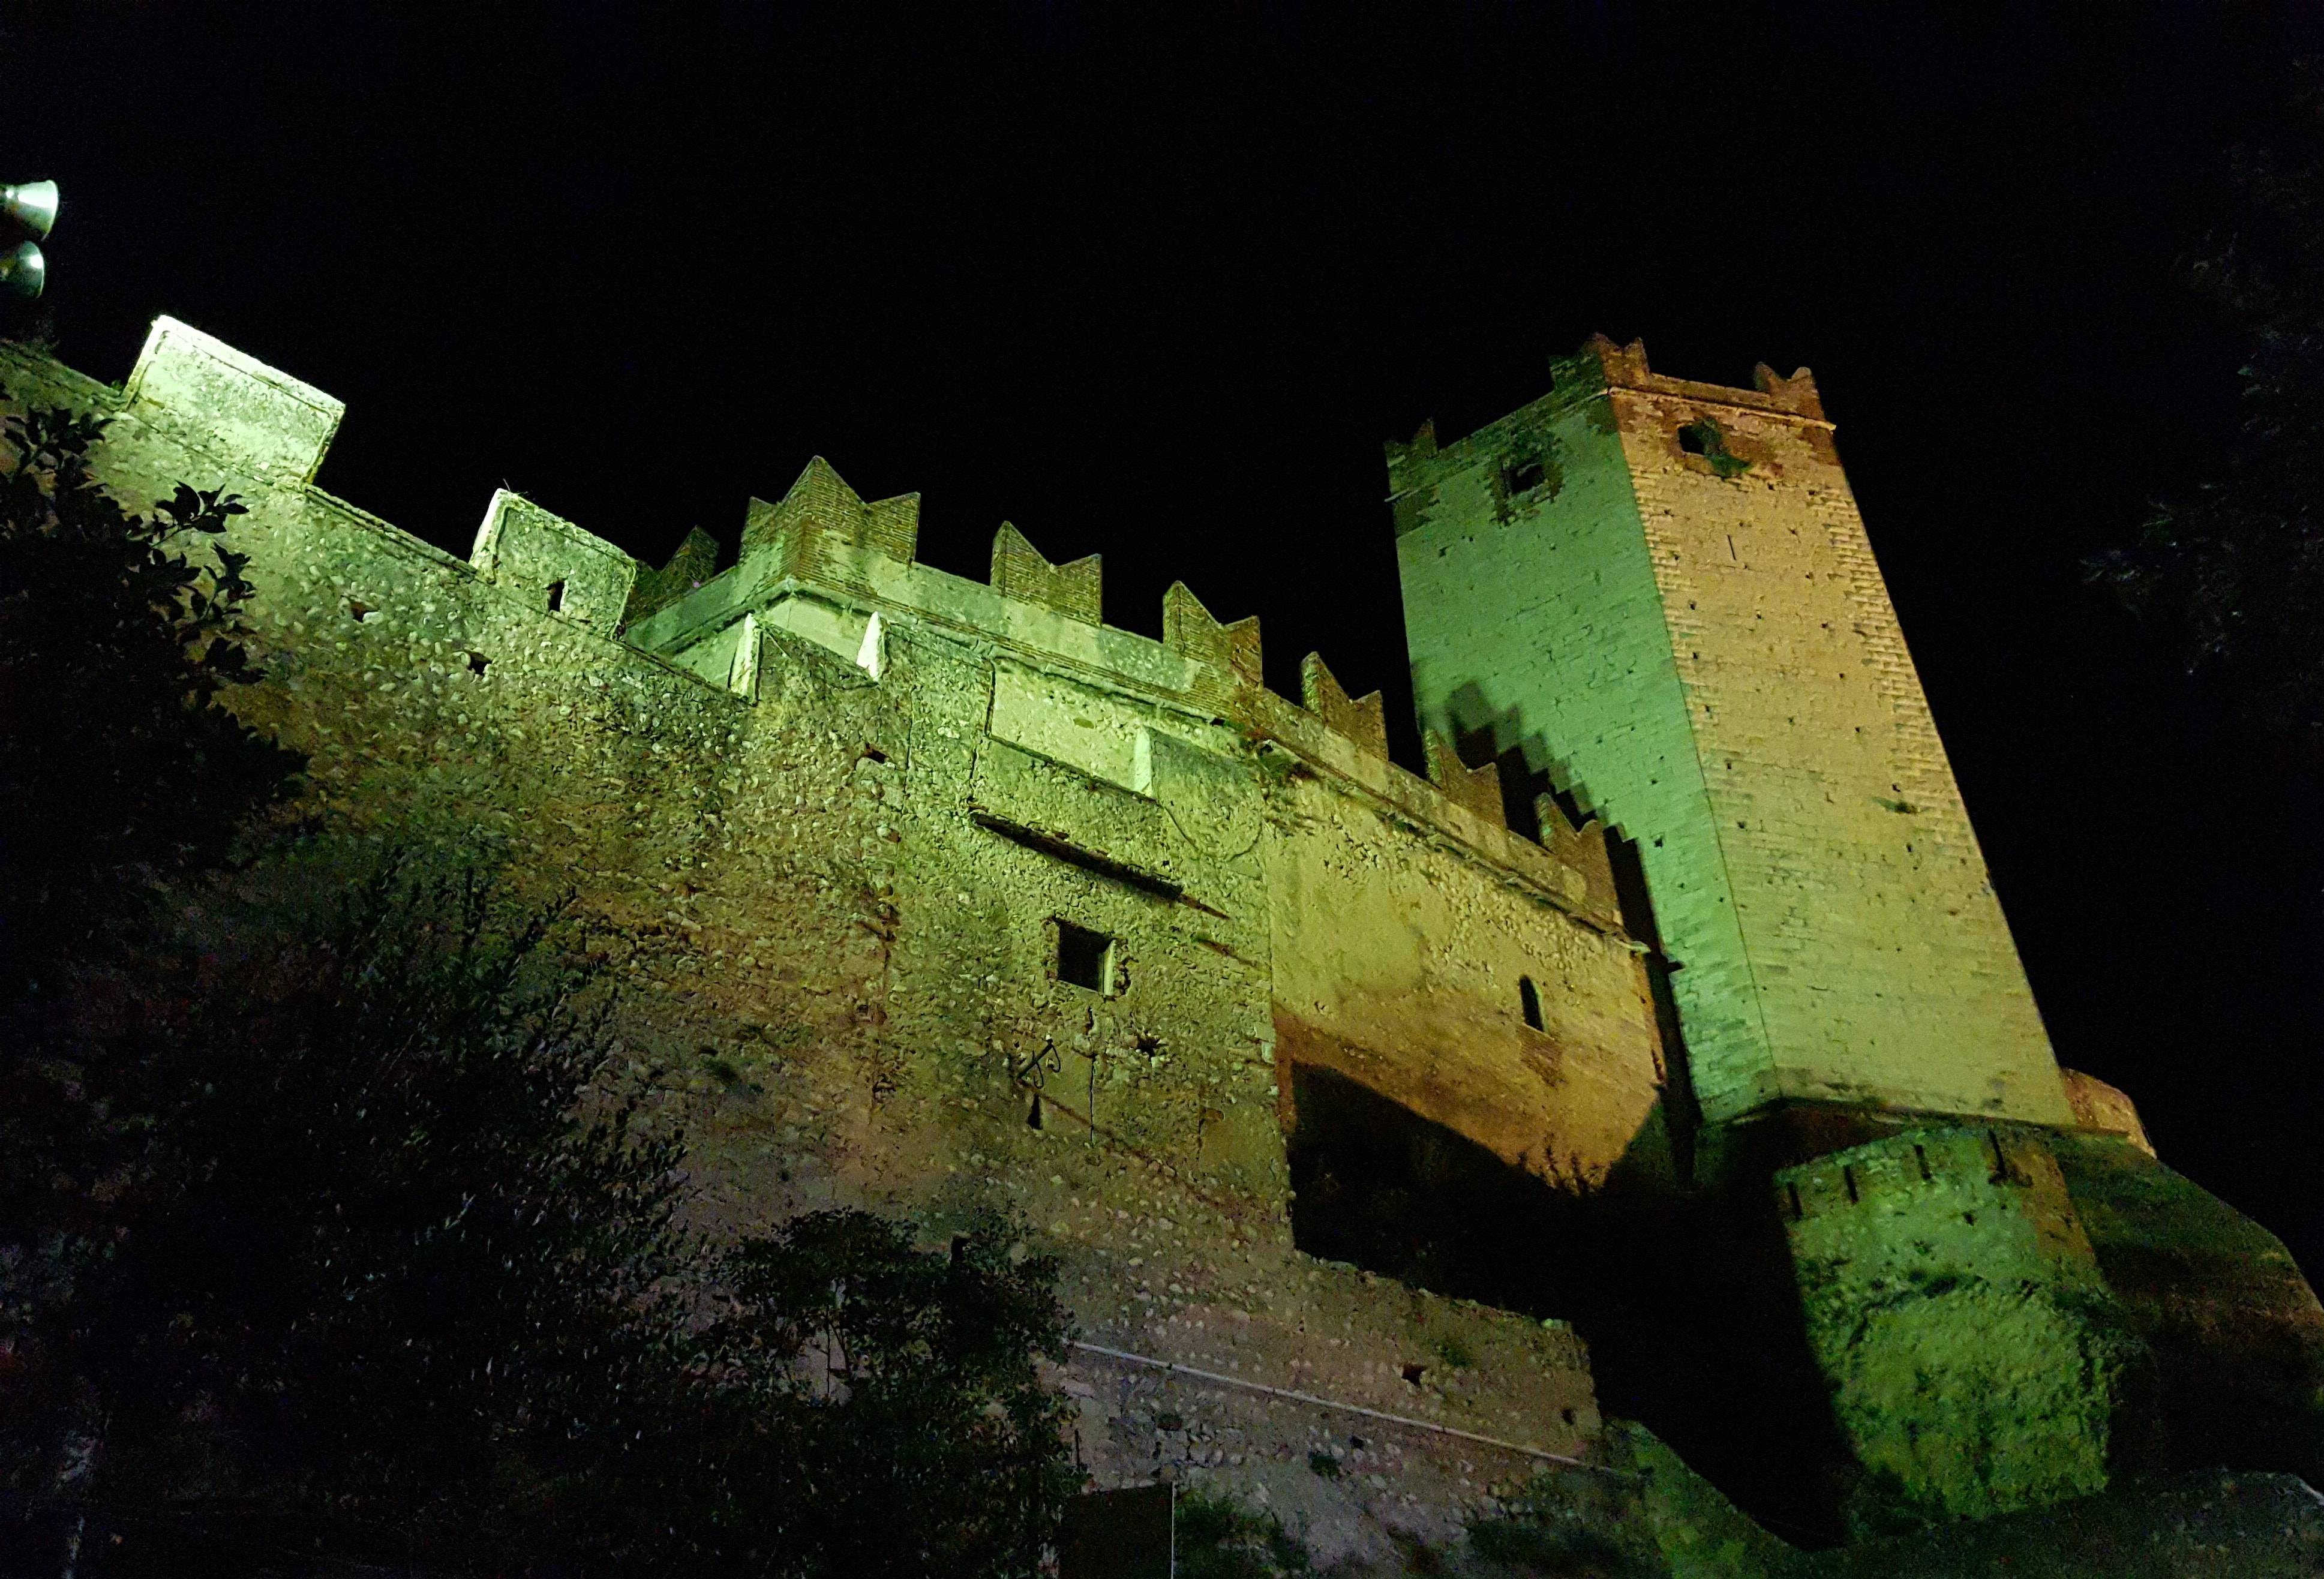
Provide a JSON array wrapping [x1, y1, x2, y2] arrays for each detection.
[[6, 318, 2320, 1562]]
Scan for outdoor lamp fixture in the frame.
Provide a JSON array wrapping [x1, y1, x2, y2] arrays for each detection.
[[0, 179, 60, 297]]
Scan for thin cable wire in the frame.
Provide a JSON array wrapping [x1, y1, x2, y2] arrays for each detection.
[[1067, 1339, 1633, 1476]]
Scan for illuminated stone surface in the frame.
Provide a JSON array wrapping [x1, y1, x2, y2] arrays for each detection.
[[7, 318, 2320, 1562], [1779, 1126, 2138, 1526], [1391, 338, 2067, 1129]]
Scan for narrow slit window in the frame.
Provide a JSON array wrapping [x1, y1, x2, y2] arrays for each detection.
[[1055, 920, 1115, 995], [546, 578, 566, 613], [1518, 975, 1544, 1031]]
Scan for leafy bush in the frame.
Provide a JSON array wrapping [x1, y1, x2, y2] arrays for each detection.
[[0, 400, 303, 998], [1175, 1487, 1313, 1578]]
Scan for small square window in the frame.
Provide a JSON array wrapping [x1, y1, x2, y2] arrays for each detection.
[[1056, 920, 1115, 994], [1504, 458, 1546, 495]]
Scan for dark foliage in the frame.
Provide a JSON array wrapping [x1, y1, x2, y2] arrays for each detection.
[[0, 401, 304, 997], [1172, 1489, 1312, 1579], [1466, 1470, 1658, 1579], [2091, 59, 2324, 740], [637, 1209, 1080, 1577], [0, 867, 691, 1567], [4, 863, 1079, 1576]]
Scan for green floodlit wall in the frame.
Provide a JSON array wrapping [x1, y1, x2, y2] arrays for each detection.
[[1777, 1127, 2137, 1525], [1391, 343, 2069, 1129], [1389, 376, 1773, 1120]]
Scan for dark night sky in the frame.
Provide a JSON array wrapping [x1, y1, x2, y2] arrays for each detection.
[[8, 5, 2322, 1265]]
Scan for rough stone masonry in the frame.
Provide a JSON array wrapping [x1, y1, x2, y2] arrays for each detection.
[[4, 318, 2320, 1562]]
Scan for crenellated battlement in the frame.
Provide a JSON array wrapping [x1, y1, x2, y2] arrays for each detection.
[[1385, 334, 1827, 504], [989, 521, 1103, 626], [594, 440, 1611, 920], [18, 313, 1621, 933], [741, 454, 922, 568], [472, 490, 635, 630], [1423, 730, 1504, 825], [1298, 653, 1387, 761], [124, 315, 344, 485], [624, 527, 719, 627], [1563, 333, 1825, 423]]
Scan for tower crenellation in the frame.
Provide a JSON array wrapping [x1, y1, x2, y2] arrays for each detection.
[[471, 488, 636, 630], [1296, 652, 1389, 760], [989, 520, 1103, 626]]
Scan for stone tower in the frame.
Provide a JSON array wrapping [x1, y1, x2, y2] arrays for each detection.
[[1389, 335, 2068, 1134]]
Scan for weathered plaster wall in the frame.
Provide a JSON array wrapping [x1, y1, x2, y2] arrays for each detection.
[[1393, 337, 2068, 1130], [1263, 763, 1664, 1183]]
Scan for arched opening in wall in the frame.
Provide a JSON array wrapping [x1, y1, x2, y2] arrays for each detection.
[[546, 579, 566, 613], [1519, 975, 1544, 1031]]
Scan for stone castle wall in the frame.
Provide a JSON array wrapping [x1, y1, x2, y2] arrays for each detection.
[[0, 319, 1672, 1562], [22, 317, 2321, 1557]]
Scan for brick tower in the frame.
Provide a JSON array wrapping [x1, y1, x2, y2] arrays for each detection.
[[1388, 336, 2069, 1136]]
